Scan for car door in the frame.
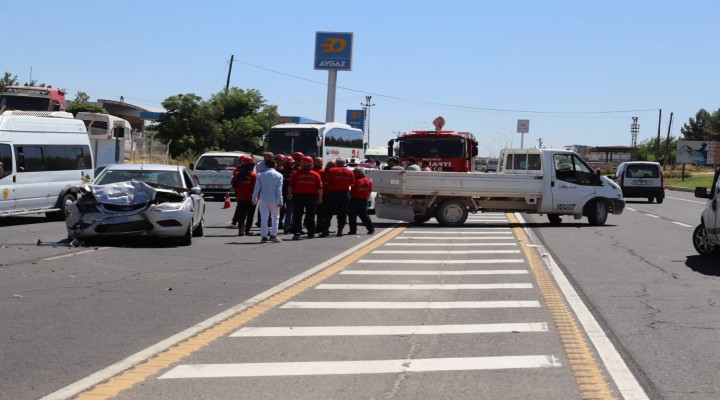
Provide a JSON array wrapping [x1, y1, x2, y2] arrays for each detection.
[[549, 153, 597, 214], [703, 171, 720, 243], [183, 168, 204, 225]]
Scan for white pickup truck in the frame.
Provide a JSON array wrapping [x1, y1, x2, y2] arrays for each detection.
[[366, 148, 625, 226]]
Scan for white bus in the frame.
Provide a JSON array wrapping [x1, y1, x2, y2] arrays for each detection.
[[262, 122, 364, 164], [0, 111, 94, 219], [75, 112, 130, 166]]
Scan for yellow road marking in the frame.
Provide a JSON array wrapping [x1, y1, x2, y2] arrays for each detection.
[[508, 213, 618, 400], [76, 227, 406, 399]]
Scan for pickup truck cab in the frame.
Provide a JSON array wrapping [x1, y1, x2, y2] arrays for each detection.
[[368, 148, 625, 226], [692, 167, 720, 257]]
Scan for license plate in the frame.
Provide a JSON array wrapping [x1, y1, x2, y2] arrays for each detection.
[[205, 185, 226, 189], [631, 180, 651, 185]]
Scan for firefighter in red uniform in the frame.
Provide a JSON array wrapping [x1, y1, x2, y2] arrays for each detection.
[[231, 156, 257, 236], [288, 156, 323, 240], [320, 157, 355, 237], [347, 167, 375, 235]]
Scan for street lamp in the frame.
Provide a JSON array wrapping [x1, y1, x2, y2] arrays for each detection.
[[496, 130, 513, 148]]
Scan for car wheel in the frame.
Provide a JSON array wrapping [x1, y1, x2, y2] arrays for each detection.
[[647, 197, 654, 203], [192, 218, 205, 237], [435, 200, 468, 227], [548, 214, 562, 225], [587, 200, 608, 226], [656, 196, 664, 204], [693, 224, 720, 257], [179, 223, 193, 246]]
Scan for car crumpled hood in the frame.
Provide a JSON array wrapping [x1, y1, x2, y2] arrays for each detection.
[[87, 180, 184, 205]]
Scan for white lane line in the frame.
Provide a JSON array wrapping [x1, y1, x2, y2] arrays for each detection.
[[341, 270, 528, 275], [315, 283, 533, 290], [159, 355, 562, 379], [373, 250, 520, 254], [403, 230, 510, 234], [42, 247, 111, 260], [626, 207, 637, 211], [231, 323, 548, 337], [385, 242, 518, 246], [281, 301, 541, 309], [667, 196, 705, 205], [358, 259, 524, 264], [516, 213, 649, 400], [644, 213, 661, 218], [395, 236, 515, 240], [673, 221, 693, 228]]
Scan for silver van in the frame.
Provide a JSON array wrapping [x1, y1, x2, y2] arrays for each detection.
[[614, 161, 664, 203]]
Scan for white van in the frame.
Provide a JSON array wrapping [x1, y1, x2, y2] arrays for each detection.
[[692, 168, 720, 257], [613, 161, 665, 203], [75, 112, 130, 166], [190, 151, 259, 200], [0, 111, 94, 219]]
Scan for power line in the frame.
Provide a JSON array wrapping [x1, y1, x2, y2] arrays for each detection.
[[232, 58, 659, 115]]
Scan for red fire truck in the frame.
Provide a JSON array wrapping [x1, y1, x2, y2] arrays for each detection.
[[0, 86, 67, 112], [387, 116, 478, 172]]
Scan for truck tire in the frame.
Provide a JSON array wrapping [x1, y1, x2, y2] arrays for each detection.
[[656, 195, 664, 204], [587, 199, 608, 226], [693, 224, 720, 257], [436, 200, 468, 227], [548, 214, 562, 225]]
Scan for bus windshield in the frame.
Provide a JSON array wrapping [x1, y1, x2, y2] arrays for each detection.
[[268, 128, 319, 158], [400, 137, 466, 158]]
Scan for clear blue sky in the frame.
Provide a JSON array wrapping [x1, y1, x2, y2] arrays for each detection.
[[4, 1, 718, 156]]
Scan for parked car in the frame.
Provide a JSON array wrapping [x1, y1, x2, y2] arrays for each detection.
[[613, 161, 665, 203], [692, 167, 720, 257], [66, 164, 205, 246]]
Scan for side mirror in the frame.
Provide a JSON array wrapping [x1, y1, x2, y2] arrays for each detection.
[[694, 187, 709, 199], [387, 139, 395, 157], [472, 143, 479, 157], [316, 136, 322, 146], [189, 162, 195, 171], [259, 135, 266, 147], [190, 187, 202, 195]]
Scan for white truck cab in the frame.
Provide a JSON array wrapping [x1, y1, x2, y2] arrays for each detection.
[[189, 151, 259, 200], [692, 167, 720, 257]]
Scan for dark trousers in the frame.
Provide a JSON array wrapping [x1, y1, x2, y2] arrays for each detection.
[[234, 201, 255, 234], [321, 191, 350, 233], [348, 197, 373, 232], [292, 194, 317, 236]]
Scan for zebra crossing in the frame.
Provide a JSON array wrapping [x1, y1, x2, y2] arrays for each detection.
[[118, 214, 590, 398]]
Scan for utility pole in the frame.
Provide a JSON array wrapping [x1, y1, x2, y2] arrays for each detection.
[[663, 112, 674, 166], [225, 55, 234, 92], [655, 109, 662, 162], [537, 137, 543, 149], [361, 95, 375, 150], [631, 116, 639, 160]]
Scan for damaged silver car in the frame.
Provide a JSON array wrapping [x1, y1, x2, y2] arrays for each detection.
[[66, 164, 206, 246]]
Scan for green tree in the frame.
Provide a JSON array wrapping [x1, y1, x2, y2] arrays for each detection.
[[680, 108, 720, 141], [65, 102, 108, 116], [633, 136, 677, 165], [156, 88, 278, 157], [157, 93, 218, 157], [74, 91, 90, 103], [0, 72, 19, 91]]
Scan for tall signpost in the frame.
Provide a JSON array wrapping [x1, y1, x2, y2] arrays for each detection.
[[517, 119, 530, 148], [314, 32, 353, 123]]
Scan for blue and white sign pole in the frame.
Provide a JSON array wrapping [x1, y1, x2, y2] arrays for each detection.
[[315, 32, 353, 123]]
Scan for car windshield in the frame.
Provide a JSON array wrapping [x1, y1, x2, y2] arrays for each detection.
[[195, 156, 240, 170], [400, 138, 466, 158], [95, 169, 182, 188]]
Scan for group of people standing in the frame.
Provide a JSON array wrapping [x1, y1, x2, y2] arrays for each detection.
[[230, 152, 374, 243]]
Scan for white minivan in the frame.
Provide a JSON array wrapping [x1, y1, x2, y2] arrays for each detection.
[[189, 151, 259, 200], [692, 167, 720, 257], [614, 161, 665, 203], [0, 111, 93, 220]]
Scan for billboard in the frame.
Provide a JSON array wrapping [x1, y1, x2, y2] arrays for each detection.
[[314, 32, 353, 71], [676, 140, 719, 164], [345, 110, 365, 130]]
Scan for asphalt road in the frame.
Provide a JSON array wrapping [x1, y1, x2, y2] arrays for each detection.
[[1, 191, 718, 400]]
